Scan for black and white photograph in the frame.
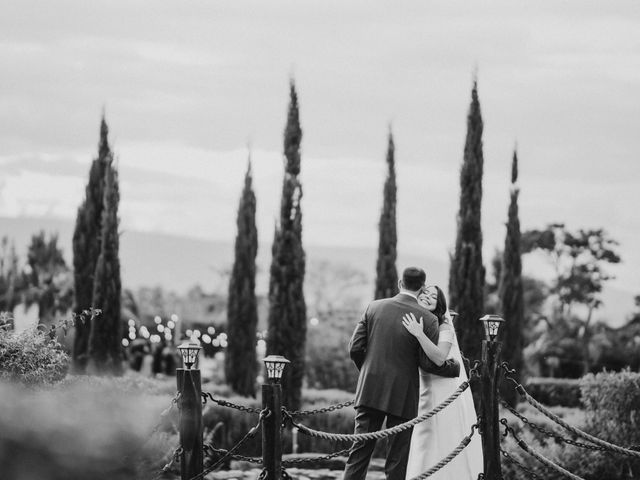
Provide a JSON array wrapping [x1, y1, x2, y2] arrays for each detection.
[[1, 2, 639, 479]]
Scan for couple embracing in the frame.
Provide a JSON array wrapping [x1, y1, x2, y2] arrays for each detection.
[[343, 267, 483, 480]]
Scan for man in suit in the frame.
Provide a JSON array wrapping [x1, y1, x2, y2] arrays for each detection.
[[343, 266, 460, 480]]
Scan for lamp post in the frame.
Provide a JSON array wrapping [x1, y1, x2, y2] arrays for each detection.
[[261, 355, 290, 480], [177, 342, 203, 480], [478, 315, 505, 480]]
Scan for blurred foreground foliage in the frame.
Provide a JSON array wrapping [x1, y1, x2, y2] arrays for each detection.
[[0, 373, 177, 480]]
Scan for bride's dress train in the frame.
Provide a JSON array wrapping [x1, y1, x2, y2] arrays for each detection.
[[405, 324, 483, 479]]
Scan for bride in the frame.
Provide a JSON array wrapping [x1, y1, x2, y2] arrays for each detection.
[[402, 285, 483, 479]]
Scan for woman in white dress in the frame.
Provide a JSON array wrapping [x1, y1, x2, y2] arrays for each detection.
[[403, 285, 483, 480]]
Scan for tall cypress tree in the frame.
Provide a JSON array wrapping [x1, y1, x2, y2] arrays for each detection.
[[225, 160, 259, 397], [374, 129, 398, 300], [266, 80, 307, 410], [87, 159, 123, 375], [72, 115, 111, 373], [499, 150, 525, 404], [449, 80, 486, 362]]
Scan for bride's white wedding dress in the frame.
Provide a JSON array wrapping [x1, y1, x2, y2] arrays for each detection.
[[405, 321, 483, 479]]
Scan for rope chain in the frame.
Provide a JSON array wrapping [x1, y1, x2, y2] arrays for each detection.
[[188, 408, 268, 480], [281, 447, 354, 466], [500, 363, 640, 459], [501, 420, 586, 480], [150, 392, 181, 435], [408, 423, 479, 480], [201, 391, 263, 414], [284, 399, 355, 417], [153, 445, 183, 479], [203, 443, 262, 464], [500, 448, 545, 480], [286, 381, 469, 442], [500, 398, 608, 452]]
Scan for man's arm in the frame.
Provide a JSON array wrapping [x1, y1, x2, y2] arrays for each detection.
[[348, 307, 369, 370]]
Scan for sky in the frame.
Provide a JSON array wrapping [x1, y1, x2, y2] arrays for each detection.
[[1, 1, 639, 307]]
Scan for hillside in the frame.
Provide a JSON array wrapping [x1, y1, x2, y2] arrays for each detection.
[[0, 216, 634, 326]]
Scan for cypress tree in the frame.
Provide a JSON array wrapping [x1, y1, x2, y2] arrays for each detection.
[[266, 80, 307, 410], [87, 159, 123, 375], [374, 129, 398, 300], [449, 80, 486, 362], [72, 115, 111, 373], [499, 149, 525, 405], [225, 160, 259, 397]]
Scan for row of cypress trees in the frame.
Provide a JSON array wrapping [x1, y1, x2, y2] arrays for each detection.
[[68, 78, 523, 399], [72, 116, 123, 375]]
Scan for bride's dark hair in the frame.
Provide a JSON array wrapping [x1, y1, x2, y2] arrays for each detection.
[[431, 286, 448, 325]]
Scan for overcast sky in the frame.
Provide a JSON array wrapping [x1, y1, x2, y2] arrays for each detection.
[[1, 1, 639, 300]]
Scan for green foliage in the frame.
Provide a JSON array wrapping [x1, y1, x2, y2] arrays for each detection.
[[374, 130, 398, 300], [267, 80, 307, 411], [449, 79, 486, 362], [88, 161, 123, 375], [226, 161, 259, 397], [73, 115, 112, 373], [524, 377, 582, 407], [0, 314, 70, 385]]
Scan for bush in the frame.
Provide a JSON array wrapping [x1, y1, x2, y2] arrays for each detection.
[[524, 377, 582, 407], [578, 369, 640, 479], [0, 318, 70, 385], [502, 370, 640, 480]]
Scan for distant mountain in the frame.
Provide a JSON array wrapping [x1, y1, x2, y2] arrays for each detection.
[[0, 215, 634, 326]]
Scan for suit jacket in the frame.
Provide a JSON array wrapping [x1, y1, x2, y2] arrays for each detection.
[[349, 293, 459, 419]]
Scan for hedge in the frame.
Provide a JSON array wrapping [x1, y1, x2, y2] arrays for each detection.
[[524, 377, 582, 407]]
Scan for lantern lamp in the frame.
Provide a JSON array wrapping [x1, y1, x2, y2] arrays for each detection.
[[178, 342, 202, 369], [479, 315, 505, 342], [263, 355, 290, 383]]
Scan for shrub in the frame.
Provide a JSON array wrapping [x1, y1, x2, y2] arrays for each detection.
[[0, 316, 70, 385], [502, 370, 640, 480], [524, 377, 582, 407]]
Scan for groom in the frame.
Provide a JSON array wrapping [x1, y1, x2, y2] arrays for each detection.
[[343, 266, 460, 480]]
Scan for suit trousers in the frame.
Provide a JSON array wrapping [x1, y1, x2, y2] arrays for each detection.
[[343, 406, 413, 480]]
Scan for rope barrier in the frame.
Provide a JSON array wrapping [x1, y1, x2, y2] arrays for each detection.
[[499, 364, 640, 459], [283, 399, 355, 417], [282, 447, 353, 466], [201, 391, 263, 414], [286, 381, 469, 442], [187, 408, 268, 480], [408, 423, 479, 479], [500, 448, 545, 480], [203, 443, 262, 464], [500, 398, 609, 452], [501, 420, 586, 480]]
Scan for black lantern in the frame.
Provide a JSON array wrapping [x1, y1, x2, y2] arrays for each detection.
[[178, 342, 202, 369], [479, 314, 505, 342], [263, 355, 290, 383]]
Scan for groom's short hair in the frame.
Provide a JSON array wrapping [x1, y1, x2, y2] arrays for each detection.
[[402, 267, 426, 291]]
